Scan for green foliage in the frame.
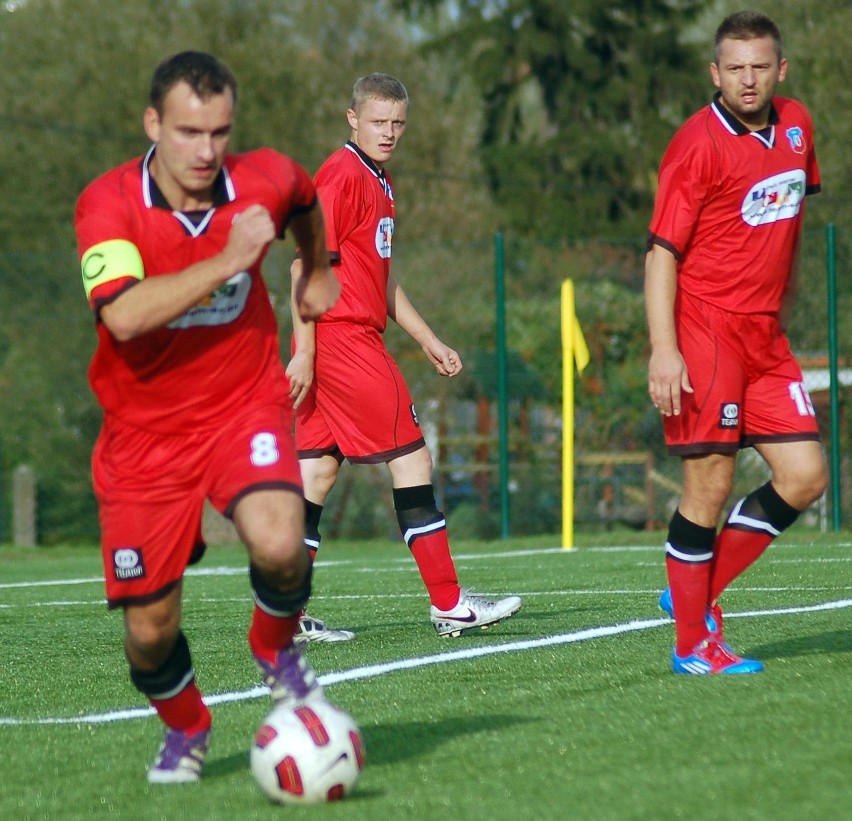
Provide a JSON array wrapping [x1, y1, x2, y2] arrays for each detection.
[[0, 0, 848, 540], [392, 0, 709, 237]]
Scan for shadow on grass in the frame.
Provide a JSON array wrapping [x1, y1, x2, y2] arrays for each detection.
[[749, 628, 852, 660], [203, 713, 539, 782], [362, 713, 539, 767]]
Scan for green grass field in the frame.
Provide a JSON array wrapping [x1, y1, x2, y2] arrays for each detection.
[[1, 530, 850, 820]]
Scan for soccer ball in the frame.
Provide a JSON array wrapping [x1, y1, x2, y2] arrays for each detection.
[[250, 700, 365, 804]]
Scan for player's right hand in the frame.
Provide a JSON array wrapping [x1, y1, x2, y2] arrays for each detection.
[[648, 348, 693, 417], [225, 204, 276, 271]]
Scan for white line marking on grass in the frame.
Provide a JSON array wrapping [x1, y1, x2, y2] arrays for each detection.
[[4, 585, 851, 610], [2, 598, 849, 728]]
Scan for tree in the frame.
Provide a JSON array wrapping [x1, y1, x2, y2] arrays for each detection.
[[392, 0, 708, 237]]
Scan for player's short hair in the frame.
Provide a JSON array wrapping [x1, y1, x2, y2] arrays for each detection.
[[714, 11, 783, 63], [150, 51, 238, 115], [350, 73, 409, 112]]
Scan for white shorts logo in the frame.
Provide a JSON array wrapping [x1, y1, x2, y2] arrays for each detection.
[[375, 217, 394, 259], [113, 547, 145, 581], [719, 403, 740, 428]]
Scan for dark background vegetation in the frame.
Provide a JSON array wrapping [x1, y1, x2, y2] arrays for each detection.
[[0, 0, 848, 542]]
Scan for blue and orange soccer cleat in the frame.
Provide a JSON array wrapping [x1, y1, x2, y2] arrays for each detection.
[[658, 587, 730, 648], [671, 639, 764, 675]]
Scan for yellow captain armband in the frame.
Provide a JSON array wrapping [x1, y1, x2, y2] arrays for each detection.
[[80, 239, 144, 299]]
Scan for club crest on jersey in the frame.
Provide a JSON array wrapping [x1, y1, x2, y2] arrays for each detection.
[[113, 547, 146, 581], [741, 169, 806, 227], [785, 126, 806, 154], [375, 217, 394, 259], [719, 403, 740, 429]]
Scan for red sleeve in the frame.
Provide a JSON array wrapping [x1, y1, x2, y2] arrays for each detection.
[[316, 172, 361, 265], [647, 119, 715, 258]]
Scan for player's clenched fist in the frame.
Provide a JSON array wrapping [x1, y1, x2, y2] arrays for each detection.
[[226, 204, 276, 270]]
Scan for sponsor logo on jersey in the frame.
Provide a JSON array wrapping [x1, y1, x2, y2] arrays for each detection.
[[375, 217, 394, 259], [113, 547, 146, 581], [168, 271, 252, 329], [785, 126, 806, 155], [741, 169, 806, 227], [719, 402, 740, 429]]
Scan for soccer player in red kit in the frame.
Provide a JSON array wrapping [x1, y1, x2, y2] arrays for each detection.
[[287, 73, 521, 640], [645, 12, 827, 674], [74, 51, 340, 782]]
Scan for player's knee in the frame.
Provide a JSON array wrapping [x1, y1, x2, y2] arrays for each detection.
[[250, 532, 310, 587], [301, 458, 339, 500], [123, 599, 181, 663]]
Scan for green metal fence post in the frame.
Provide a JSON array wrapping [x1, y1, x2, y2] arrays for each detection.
[[495, 232, 510, 538], [825, 223, 841, 530]]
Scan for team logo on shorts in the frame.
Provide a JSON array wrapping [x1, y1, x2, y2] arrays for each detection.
[[113, 547, 146, 582], [410, 403, 420, 428], [719, 403, 740, 429]]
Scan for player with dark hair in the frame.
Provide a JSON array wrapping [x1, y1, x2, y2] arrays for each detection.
[[645, 12, 827, 674], [286, 73, 522, 641], [74, 50, 340, 782]]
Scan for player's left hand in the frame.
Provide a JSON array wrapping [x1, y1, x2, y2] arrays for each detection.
[[424, 340, 463, 377], [294, 264, 340, 321]]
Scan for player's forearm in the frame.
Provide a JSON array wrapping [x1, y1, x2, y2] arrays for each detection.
[[386, 276, 435, 345], [100, 252, 245, 341], [644, 245, 679, 354], [288, 203, 328, 282]]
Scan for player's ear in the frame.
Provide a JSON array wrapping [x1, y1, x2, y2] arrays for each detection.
[[346, 108, 358, 131], [709, 61, 721, 89], [143, 107, 161, 143]]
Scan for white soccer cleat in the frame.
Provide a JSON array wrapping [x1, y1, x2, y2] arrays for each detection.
[[430, 588, 522, 638], [294, 613, 356, 644]]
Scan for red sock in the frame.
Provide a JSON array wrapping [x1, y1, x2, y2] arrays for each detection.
[[150, 680, 211, 735], [409, 529, 461, 611], [709, 527, 772, 604], [248, 605, 299, 665], [666, 555, 711, 656]]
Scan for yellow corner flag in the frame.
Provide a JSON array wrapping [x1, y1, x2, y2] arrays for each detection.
[[561, 279, 589, 550]]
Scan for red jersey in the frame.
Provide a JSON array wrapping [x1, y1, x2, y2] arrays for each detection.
[[648, 94, 820, 314], [75, 147, 316, 433], [313, 142, 395, 331]]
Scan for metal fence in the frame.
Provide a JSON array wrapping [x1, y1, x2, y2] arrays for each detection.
[[0, 223, 847, 544]]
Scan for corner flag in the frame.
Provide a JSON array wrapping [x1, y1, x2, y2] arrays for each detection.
[[561, 279, 589, 549]]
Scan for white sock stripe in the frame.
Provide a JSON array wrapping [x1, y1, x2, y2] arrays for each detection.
[[149, 669, 195, 702], [665, 541, 713, 563], [727, 498, 781, 537], [304, 537, 320, 550], [403, 519, 446, 546], [252, 592, 297, 619]]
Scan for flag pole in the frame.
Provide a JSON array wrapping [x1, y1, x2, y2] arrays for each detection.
[[561, 279, 589, 550]]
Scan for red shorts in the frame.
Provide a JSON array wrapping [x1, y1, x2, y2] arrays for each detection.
[[295, 322, 425, 463], [93, 397, 302, 608], [664, 292, 821, 455]]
